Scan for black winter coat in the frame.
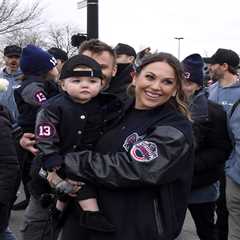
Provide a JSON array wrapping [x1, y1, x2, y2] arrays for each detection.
[[190, 91, 232, 189], [0, 105, 20, 205]]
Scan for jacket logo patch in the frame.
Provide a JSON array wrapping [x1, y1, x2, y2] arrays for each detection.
[[36, 122, 55, 138], [123, 132, 143, 151], [34, 91, 47, 103], [184, 72, 191, 79], [130, 141, 158, 162]]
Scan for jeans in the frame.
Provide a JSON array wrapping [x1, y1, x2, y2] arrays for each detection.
[[0, 227, 17, 240]]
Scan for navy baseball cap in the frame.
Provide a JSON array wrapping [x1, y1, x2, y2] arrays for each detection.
[[59, 54, 103, 80]]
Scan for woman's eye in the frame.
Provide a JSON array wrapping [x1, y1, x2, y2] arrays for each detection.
[[146, 74, 155, 80], [163, 79, 174, 85]]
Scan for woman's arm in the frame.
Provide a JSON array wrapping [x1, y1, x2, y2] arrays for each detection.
[[64, 125, 193, 188]]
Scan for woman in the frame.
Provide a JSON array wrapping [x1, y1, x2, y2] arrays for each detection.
[[59, 52, 194, 240], [181, 54, 232, 240]]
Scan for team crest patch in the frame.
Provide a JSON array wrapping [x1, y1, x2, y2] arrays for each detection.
[[123, 132, 143, 151], [34, 91, 47, 103], [130, 141, 158, 162], [36, 122, 56, 138]]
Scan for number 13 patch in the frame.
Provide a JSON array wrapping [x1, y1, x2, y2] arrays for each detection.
[[36, 122, 56, 138], [130, 141, 159, 162]]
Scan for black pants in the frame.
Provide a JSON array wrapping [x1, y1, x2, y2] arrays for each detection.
[[188, 201, 216, 240], [61, 202, 91, 240], [0, 203, 11, 233]]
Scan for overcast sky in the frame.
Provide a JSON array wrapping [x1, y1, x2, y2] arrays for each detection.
[[24, 0, 240, 60]]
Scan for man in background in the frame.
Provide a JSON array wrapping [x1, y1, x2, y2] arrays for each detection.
[[107, 43, 136, 102], [208, 48, 240, 240], [0, 45, 22, 121]]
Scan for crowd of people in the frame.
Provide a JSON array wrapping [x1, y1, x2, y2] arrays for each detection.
[[0, 38, 240, 240]]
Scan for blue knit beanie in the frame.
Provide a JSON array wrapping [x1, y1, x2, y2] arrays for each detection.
[[181, 54, 204, 86], [20, 44, 57, 76]]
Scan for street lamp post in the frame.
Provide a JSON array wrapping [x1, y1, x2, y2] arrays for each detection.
[[77, 0, 99, 39], [87, 0, 98, 39], [174, 37, 184, 60]]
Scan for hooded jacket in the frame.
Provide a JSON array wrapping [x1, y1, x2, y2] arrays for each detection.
[[208, 80, 240, 185]]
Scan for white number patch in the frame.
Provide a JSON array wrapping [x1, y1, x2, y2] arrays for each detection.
[[36, 123, 55, 138], [34, 91, 47, 103]]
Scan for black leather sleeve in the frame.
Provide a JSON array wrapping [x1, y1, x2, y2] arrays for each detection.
[[35, 107, 63, 168], [64, 126, 193, 188], [21, 82, 47, 106]]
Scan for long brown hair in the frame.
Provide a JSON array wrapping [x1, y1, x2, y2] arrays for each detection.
[[129, 52, 190, 119]]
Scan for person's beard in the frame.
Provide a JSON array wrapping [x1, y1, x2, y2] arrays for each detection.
[[211, 70, 223, 82]]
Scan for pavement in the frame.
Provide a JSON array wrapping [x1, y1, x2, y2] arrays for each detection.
[[9, 186, 200, 240]]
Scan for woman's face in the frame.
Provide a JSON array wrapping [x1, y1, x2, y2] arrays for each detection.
[[133, 61, 177, 110]]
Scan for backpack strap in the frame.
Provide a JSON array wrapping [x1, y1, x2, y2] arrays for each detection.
[[230, 99, 240, 118]]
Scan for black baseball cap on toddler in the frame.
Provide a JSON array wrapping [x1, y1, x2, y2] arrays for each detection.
[[59, 54, 103, 80]]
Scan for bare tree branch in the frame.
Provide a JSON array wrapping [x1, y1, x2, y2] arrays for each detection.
[[46, 24, 82, 57], [0, 29, 48, 50], [0, 0, 43, 35]]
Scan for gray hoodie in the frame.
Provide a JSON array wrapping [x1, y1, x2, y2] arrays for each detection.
[[208, 80, 240, 184]]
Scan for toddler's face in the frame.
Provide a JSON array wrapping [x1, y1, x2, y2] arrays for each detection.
[[61, 67, 102, 104]]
